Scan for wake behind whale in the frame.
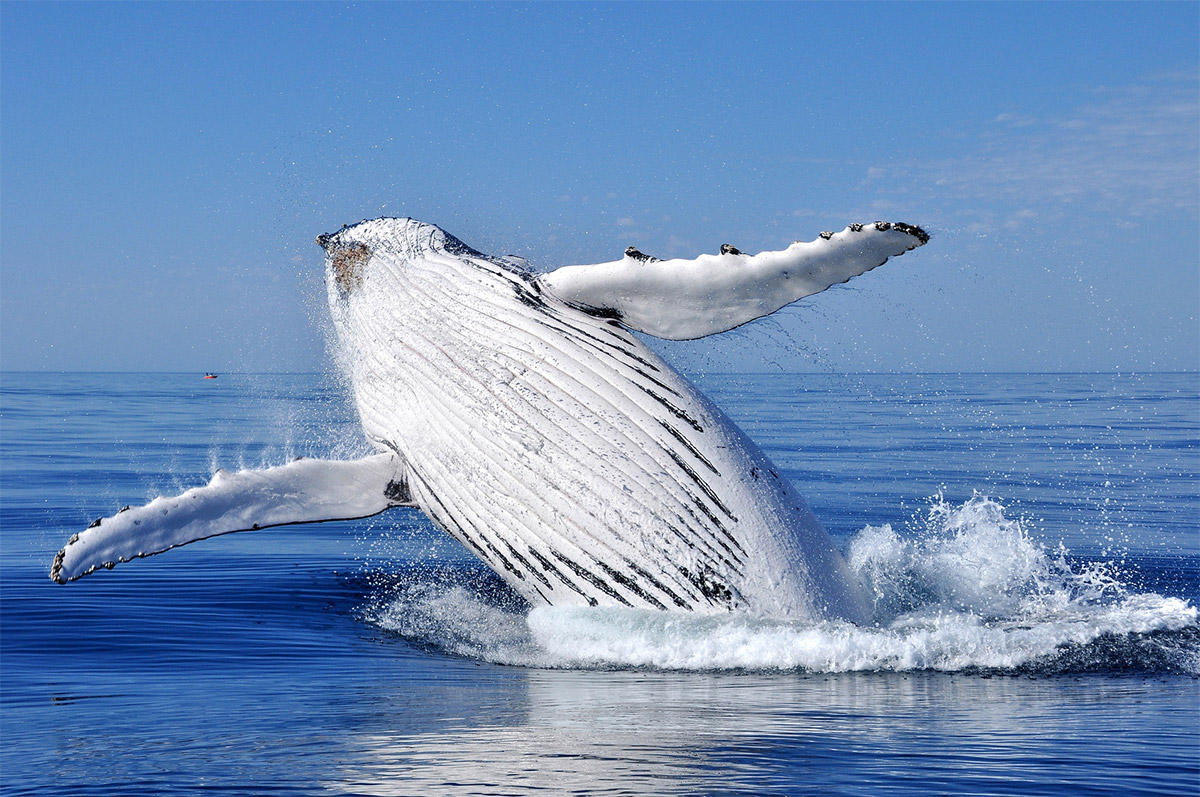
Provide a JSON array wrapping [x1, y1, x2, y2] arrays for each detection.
[[52, 217, 928, 623]]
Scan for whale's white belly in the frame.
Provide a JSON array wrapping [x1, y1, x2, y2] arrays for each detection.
[[333, 222, 866, 620]]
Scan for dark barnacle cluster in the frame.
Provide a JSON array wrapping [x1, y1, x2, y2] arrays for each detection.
[[819, 230, 835, 240], [869, 220, 931, 245], [891, 221, 930, 245], [719, 244, 742, 255], [624, 246, 659, 263], [328, 243, 371, 294]]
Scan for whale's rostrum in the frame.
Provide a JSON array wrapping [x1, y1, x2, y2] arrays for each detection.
[[51, 217, 928, 623]]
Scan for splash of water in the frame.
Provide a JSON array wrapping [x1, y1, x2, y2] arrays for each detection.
[[364, 496, 1198, 673], [847, 494, 1127, 622]]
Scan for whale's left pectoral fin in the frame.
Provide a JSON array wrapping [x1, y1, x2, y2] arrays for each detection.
[[51, 453, 413, 583], [538, 222, 928, 340]]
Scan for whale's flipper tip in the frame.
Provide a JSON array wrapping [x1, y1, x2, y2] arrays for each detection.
[[891, 221, 930, 246], [49, 548, 66, 583]]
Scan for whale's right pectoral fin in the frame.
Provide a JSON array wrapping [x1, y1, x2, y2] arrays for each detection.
[[51, 453, 414, 583], [538, 221, 928, 340]]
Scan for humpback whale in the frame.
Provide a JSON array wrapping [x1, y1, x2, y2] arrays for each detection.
[[51, 218, 927, 622]]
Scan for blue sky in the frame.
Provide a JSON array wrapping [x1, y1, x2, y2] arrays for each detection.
[[2, 1, 1196, 373]]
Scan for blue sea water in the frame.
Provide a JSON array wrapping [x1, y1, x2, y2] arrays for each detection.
[[1, 371, 1197, 795]]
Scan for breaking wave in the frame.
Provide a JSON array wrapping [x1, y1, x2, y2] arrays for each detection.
[[363, 496, 1198, 674]]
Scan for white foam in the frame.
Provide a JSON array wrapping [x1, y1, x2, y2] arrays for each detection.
[[366, 496, 1198, 673]]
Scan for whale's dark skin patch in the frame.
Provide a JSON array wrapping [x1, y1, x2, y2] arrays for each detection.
[[330, 243, 371, 293]]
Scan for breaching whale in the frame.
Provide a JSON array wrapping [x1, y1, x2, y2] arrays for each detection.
[[51, 218, 927, 622]]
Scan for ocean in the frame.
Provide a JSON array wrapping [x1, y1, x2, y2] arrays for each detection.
[[1, 371, 1197, 796]]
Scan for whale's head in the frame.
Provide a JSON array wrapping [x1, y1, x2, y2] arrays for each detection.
[[314, 217, 537, 450], [316, 217, 495, 299], [317, 217, 501, 344]]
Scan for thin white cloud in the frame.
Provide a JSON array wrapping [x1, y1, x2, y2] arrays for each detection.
[[869, 70, 1199, 226]]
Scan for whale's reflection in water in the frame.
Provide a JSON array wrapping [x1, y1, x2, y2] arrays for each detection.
[[330, 666, 1192, 795]]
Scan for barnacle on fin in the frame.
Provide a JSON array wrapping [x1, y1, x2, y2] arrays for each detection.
[[624, 246, 659, 263], [891, 221, 930, 245]]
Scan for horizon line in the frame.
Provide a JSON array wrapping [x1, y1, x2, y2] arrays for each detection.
[[2, 369, 1197, 377]]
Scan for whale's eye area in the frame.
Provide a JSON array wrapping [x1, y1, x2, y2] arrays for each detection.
[[329, 243, 371, 294]]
